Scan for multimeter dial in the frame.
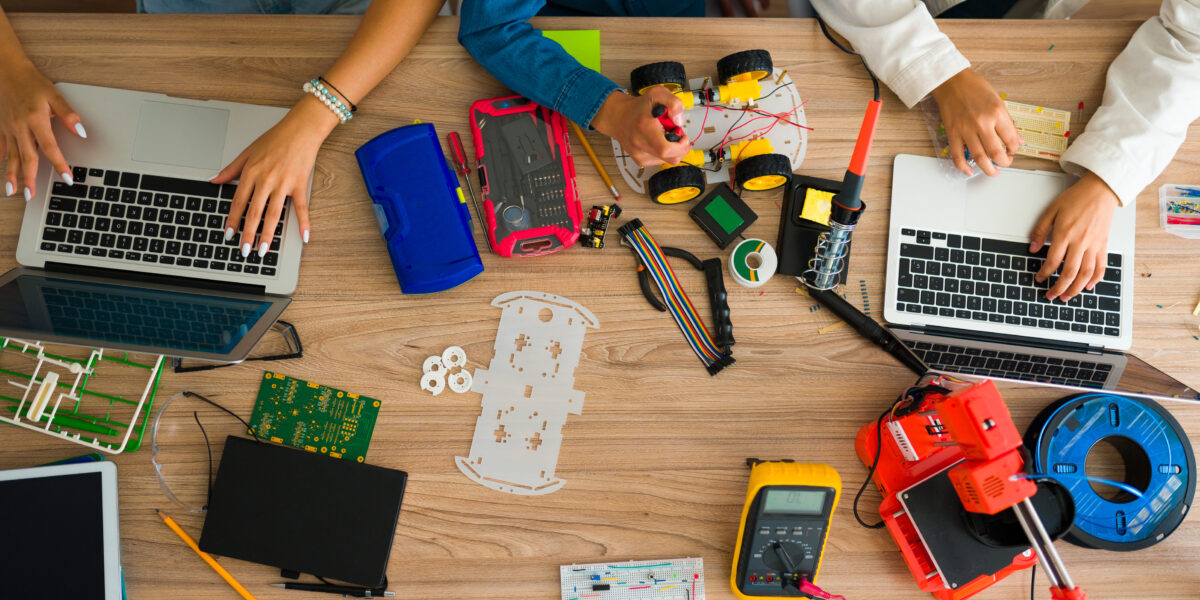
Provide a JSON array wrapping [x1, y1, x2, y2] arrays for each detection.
[[757, 540, 818, 574]]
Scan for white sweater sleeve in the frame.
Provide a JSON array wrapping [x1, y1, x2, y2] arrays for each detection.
[[808, 0, 970, 107], [1060, 0, 1200, 206]]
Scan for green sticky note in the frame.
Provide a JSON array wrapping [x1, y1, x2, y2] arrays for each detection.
[[543, 30, 601, 73], [705, 194, 745, 234]]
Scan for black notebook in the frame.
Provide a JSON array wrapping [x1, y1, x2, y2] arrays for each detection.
[[199, 435, 407, 587]]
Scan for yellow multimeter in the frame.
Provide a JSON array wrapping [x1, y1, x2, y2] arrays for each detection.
[[731, 460, 842, 599]]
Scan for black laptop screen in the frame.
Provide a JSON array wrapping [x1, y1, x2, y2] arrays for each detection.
[[0, 273, 271, 354]]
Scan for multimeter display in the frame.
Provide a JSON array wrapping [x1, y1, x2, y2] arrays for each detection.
[[762, 490, 825, 515]]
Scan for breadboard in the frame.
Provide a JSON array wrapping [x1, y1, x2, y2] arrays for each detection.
[[1005, 100, 1071, 160], [248, 371, 380, 463], [560, 557, 705, 600]]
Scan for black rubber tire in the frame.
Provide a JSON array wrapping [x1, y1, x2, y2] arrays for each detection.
[[717, 49, 774, 84], [735, 153, 792, 192], [647, 165, 706, 205], [631, 61, 688, 96]]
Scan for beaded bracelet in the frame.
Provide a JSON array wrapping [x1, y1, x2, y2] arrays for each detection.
[[303, 78, 353, 124], [318, 76, 356, 113]]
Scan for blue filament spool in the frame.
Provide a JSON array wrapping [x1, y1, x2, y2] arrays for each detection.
[[1026, 393, 1195, 551]]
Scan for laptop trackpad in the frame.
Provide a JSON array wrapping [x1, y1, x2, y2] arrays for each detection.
[[132, 100, 228, 170], [964, 171, 1067, 238]]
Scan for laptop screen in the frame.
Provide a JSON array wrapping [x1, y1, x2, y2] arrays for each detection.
[[0, 269, 289, 362]]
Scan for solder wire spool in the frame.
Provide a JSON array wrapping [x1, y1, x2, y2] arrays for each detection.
[[1025, 393, 1195, 551], [729, 238, 777, 288]]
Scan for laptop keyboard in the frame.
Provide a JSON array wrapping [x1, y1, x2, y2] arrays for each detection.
[[903, 340, 1110, 389], [895, 229, 1122, 337], [38, 165, 284, 277]]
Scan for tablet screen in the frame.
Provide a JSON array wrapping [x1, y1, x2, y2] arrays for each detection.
[[0, 472, 108, 597]]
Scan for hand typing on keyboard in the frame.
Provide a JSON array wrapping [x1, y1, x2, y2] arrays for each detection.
[[1030, 172, 1120, 302], [929, 68, 1024, 177], [209, 93, 327, 258], [0, 10, 88, 202]]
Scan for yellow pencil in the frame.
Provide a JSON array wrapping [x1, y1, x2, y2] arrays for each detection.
[[157, 510, 257, 600], [568, 121, 621, 202]]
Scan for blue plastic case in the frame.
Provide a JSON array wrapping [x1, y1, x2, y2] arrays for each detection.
[[356, 123, 483, 294]]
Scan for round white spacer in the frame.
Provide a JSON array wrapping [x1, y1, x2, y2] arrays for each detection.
[[420, 371, 445, 396], [441, 346, 467, 368]]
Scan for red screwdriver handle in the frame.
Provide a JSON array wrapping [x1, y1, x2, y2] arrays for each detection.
[[651, 104, 684, 143], [447, 131, 469, 175]]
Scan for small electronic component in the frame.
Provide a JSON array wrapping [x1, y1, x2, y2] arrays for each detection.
[[580, 204, 622, 249], [689, 183, 757, 249], [249, 372, 380, 463], [1005, 100, 1071, 160], [560, 557, 706, 600], [732, 460, 841, 599]]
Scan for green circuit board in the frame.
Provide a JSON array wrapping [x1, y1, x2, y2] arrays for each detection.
[[248, 371, 380, 463]]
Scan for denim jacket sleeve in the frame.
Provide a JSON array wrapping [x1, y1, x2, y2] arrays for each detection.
[[458, 0, 620, 128]]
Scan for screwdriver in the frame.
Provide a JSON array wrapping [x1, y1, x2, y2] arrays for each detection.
[[447, 131, 484, 226]]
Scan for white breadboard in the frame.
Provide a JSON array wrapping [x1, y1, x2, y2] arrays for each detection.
[[560, 557, 705, 600], [1004, 100, 1071, 160]]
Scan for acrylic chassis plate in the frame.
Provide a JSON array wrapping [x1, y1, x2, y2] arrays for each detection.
[[455, 291, 597, 495]]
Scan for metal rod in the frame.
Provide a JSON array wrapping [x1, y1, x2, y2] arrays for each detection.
[[1012, 498, 1061, 589], [1019, 497, 1077, 590]]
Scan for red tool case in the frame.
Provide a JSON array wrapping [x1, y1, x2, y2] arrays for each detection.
[[468, 96, 582, 257]]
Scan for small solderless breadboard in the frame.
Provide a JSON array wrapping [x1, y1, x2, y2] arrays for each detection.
[[1005, 100, 1071, 160], [248, 371, 380, 463], [560, 557, 705, 600]]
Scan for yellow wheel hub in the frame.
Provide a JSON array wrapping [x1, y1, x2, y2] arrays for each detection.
[[638, 82, 683, 96], [742, 174, 787, 191], [729, 71, 769, 83], [656, 186, 702, 204]]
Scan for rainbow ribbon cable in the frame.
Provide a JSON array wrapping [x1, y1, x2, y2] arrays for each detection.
[[619, 219, 734, 375]]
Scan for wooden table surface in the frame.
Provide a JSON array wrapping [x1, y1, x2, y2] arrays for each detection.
[[2, 14, 1199, 600]]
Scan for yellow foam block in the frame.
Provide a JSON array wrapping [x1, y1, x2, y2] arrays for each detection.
[[800, 188, 834, 226]]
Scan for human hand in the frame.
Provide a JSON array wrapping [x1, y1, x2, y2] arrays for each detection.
[[1, 62, 86, 201], [1030, 172, 1119, 302], [930, 68, 1023, 177], [211, 94, 336, 257], [591, 87, 690, 167], [718, 0, 770, 17]]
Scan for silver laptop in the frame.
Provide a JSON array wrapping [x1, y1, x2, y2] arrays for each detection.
[[17, 83, 305, 295], [881, 154, 1196, 401], [3, 83, 302, 362]]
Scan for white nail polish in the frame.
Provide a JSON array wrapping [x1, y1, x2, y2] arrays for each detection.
[[258, 242, 268, 257], [241, 243, 251, 257], [4, 182, 11, 197], [23, 187, 32, 202], [74, 123, 88, 139], [302, 229, 310, 244], [225, 227, 234, 241], [61, 172, 74, 186]]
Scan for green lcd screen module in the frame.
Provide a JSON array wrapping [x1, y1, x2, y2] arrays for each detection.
[[689, 182, 758, 248]]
